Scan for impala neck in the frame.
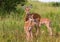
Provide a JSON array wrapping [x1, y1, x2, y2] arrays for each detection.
[[25, 10, 30, 14], [25, 7, 30, 14]]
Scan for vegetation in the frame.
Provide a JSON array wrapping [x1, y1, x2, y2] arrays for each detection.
[[0, 1, 60, 42], [0, 0, 26, 13], [49, 2, 60, 7]]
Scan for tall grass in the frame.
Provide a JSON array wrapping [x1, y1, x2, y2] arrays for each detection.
[[0, 1, 60, 42]]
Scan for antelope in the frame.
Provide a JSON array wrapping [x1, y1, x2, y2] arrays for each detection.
[[39, 18, 52, 35], [23, 5, 52, 41], [24, 5, 41, 41]]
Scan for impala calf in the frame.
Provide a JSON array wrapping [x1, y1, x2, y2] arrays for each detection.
[[39, 18, 52, 35], [24, 13, 41, 41], [24, 20, 33, 41]]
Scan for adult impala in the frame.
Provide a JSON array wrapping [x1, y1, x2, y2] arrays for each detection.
[[24, 5, 41, 41]]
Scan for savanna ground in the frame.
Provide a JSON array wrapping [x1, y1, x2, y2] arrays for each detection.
[[0, 1, 60, 42]]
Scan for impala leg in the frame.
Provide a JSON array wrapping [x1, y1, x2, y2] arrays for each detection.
[[35, 22, 40, 37], [27, 27, 33, 42], [45, 23, 52, 36], [24, 26, 33, 42], [35, 27, 39, 37], [30, 29, 33, 42], [26, 31, 31, 42], [28, 27, 33, 41]]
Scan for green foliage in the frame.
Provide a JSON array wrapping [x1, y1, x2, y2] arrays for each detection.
[[0, 0, 27, 13], [49, 2, 60, 7]]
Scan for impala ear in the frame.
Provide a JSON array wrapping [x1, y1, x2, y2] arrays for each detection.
[[21, 5, 26, 10], [29, 4, 32, 9]]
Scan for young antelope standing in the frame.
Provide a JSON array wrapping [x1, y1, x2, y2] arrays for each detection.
[[39, 18, 52, 35]]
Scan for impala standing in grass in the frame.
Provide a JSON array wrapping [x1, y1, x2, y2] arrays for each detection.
[[24, 5, 41, 41], [39, 18, 52, 35], [23, 5, 52, 42]]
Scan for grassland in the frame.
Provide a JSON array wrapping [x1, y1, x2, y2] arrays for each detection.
[[0, 1, 60, 42]]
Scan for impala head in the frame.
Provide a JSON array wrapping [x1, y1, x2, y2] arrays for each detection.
[[25, 6, 30, 14], [22, 4, 32, 14]]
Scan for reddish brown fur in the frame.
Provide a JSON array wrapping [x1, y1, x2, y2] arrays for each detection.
[[25, 13, 41, 22], [24, 13, 41, 41], [39, 18, 52, 35], [24, 6, 41, 41]]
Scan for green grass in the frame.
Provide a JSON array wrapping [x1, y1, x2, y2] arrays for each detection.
[[0, 1, 60, 42]]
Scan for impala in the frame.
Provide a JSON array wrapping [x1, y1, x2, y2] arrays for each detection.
[[24, 6, 41, 41], [39, 18, 52, 35], [23, 5, 52, 42]]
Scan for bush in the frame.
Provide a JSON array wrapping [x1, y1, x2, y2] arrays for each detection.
[[50, 2, 60, 7], [0, 0, 27, 13]]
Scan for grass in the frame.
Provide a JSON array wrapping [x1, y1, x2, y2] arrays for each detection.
[[0, 1, 60, 42]]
